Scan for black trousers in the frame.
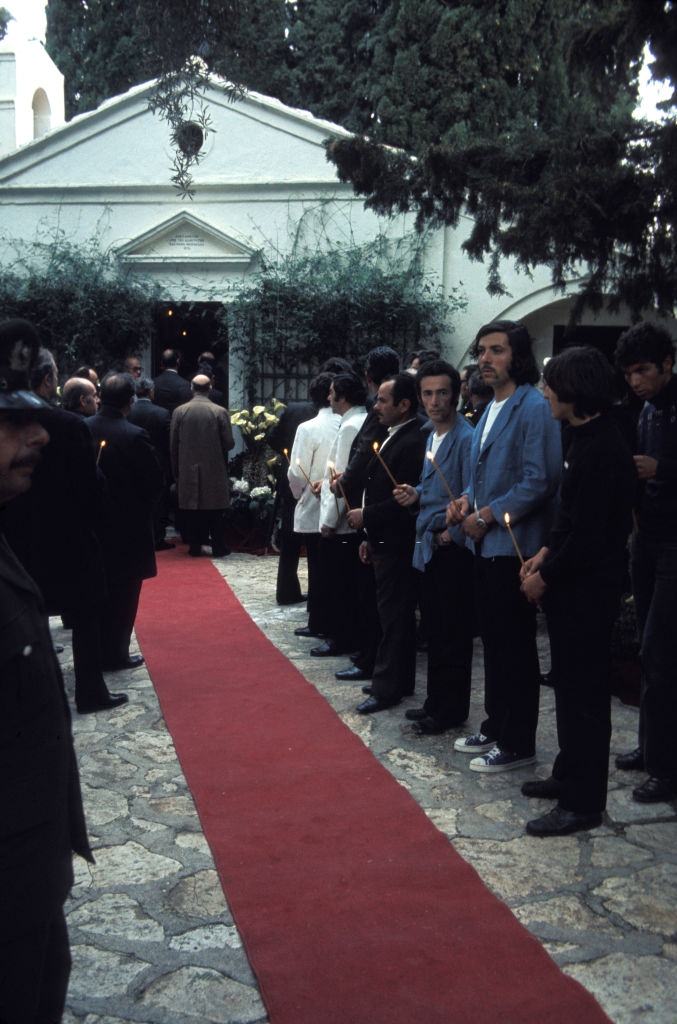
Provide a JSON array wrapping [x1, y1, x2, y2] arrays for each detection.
[[352, 558, 381, 674], [632, 534, 677, 780], [475, 555, 540, 755], [546, 583, 620, 813], [71, 603, 111, 708], [318, 534, 363, 651], [294, 533, 324, 632], [0, 908, 70, 1024], [419, 543, 474, 726], [183, 509, 228, 556], [370, 546, 418, 704], [100, 577, 142, 668]]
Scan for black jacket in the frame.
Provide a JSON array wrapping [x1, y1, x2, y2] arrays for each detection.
[[152, 369, 191, 415], [363, 418, 427, 549], [0, 534, 92, 939], [341, 405, 388, 508], [87, 407, 163, 582], [2, 406, 106, 613], [128, 397, 172, 479]]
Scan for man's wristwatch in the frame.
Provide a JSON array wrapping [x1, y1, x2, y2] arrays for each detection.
[[475, 515, 488, 530]]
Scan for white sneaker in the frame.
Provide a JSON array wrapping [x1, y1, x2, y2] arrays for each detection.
[[469, 746, 536, 773], [454, 732, 494, 754]]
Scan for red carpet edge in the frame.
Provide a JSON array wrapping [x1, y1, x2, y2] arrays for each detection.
[[135, 549, 611, 1024]]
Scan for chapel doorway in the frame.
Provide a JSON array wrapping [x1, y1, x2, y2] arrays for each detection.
[[153, 302, 228, 401]]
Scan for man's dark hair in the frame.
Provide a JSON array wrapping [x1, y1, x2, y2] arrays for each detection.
[[384, 372, 418, 410], [331, 372, 367, 406], [309, 371, 335, 408], [30, 347, 56, 391], [462, 362, 479, 377], [614, 322, 676, 371], [320, 356, 353, 374], [74, 364, 97, 382], [197, 361, 214, 379], [404, 349, 420, 368], [417, 347, 440, 364], [543, 347, 615, 418], [416, 359, 461, 405], [473, 320, 540, 386], [198, 350, 215, 365], [365, 346, 400, 386], [101, 372, 135, 409], [468, 371, 494, 401], [135, 377, 154, 398], [62, 377, 92, 412], [161, 348, 180, 369]]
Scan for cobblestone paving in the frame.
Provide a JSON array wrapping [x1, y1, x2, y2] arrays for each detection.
[[60, 552, 677, 1023]]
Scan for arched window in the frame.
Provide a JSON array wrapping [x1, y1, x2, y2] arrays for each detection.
[[32, 88, 51, 139]]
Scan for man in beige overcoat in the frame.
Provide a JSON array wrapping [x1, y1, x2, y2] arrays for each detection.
[[170, 375, 234, 556]]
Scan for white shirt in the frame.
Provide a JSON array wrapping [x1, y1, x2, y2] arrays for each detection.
[[319, 405, 368, 533], [480, 397, 509, 448], [288, 407, 340, 533]]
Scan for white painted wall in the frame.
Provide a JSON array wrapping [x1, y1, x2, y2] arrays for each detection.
[[0, 36, 64, 156]]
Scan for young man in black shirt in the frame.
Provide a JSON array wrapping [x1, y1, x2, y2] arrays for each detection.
[[520, 347, 635, 836]]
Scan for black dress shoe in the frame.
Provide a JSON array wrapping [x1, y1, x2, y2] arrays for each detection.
[[77, 692, 129, 715], [521, 776, 562, 799], [103, 654, 144, 671], [405, 707, 428, 721], [632, 777, 677, 803], [294, 626, 324, 639], [361, 685, 373, 695], [155, 540, 175, 551], [211, 547, 231, 558], [412, 716, 451, 736], [526, 806, 602, 837], [278, 594, 308, 605], [310, 641, 346, 657], [616, 747, 644, 771], [356, 695, 399, 715], [335, 666, 372, 681], [54, 644, 65, 654]]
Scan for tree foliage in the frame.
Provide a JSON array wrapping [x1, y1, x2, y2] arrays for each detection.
[[227, 230, 463, 402], [0, 8, 11, 39], [0, 231, 160, 372], [45, 0, 677, 316]]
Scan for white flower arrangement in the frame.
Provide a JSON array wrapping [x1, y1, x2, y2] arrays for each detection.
[[250, 485, 272, 499], [231, 478, 250, 495]]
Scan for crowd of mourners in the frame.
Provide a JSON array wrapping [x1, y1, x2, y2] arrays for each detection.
[[0, 314, 675, 1022]]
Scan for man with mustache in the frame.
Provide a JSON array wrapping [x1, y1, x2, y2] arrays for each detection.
[[0, 319, 92, 1024], [614, 323, 677, 803], [448, 320, 561, 772]]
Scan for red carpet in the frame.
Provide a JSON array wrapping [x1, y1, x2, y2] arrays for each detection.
[[136, 549, 611, 1024]]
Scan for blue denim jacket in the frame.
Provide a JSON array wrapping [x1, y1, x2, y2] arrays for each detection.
[[464, 384, 562, 559], [413, 416, 474, 571]]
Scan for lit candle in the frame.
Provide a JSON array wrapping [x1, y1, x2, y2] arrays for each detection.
[[282, 448, 290, 462], [327, 460, 351, 512], [372, 441, 399, 487], [425, 450, 455, 502], [503, 512, 525, 566], [96, 439, 106, 466], [296, 457, 320, 498]]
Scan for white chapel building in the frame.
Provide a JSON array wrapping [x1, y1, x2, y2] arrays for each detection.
[[0, 32, 673, 403]]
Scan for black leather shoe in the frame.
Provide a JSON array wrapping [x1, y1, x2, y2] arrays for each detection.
[[633, 777, 677, 803], [413, 716, 451, 735], [405, 707, 428, 721], [103, 654, 144, 671], [616, 747, 644, 771], [77, 692, 129, 715], [54, 644, 65, 654], [211, 547, 231, 558], [294, 626, 324, 639], [521, 776, 562, 799], [526, 806, 602, 837], [356, 695, 399, 715], [155, 540, 175, 551], [310, 641, 346, 657], [361, 685, 373, 695], [335, 666, 372, 681]]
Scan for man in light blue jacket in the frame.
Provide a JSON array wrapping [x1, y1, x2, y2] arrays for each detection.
[[448, 320, 562, 772]]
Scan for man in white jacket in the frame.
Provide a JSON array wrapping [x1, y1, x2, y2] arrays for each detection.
[[310, 373, 368, 657], [288, 372, 340, 639]]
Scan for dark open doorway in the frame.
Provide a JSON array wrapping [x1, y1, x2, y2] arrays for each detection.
[[153, 302, 228, 401]]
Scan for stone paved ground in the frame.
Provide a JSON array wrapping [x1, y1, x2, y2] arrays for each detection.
[[59, 551, 677, 1024]]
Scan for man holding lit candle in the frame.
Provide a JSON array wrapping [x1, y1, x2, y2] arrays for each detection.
[[520, 347, 635, 835], [614, 323, 677, 803], [448, 320, 561, 771], [393, 360, 475, 733], [349, 373, 427, 714]]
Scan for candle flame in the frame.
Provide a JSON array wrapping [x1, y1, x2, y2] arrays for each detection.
[[283, 448, 288, 456], [426, 451, 434, 461], [372, 441, 379, 453], [99, 440, 106, 448], [504, 512, 511, 525], [295, 458, 301, 466], [327, 460, 335, 470]]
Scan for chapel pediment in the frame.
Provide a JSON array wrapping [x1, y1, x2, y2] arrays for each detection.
[[117, 212, 258, 268]]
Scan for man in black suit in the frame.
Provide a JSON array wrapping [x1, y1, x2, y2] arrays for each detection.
[[347, 373, 427, 714], [128, 377, 174, 550], [87, 373, 163, 671], [3, 349, 128, 714], [0, 318, 92, 1024], [152, 348, 191, 415]]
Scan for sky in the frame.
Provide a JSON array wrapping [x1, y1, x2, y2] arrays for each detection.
[[4, 0, 672, 121]]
